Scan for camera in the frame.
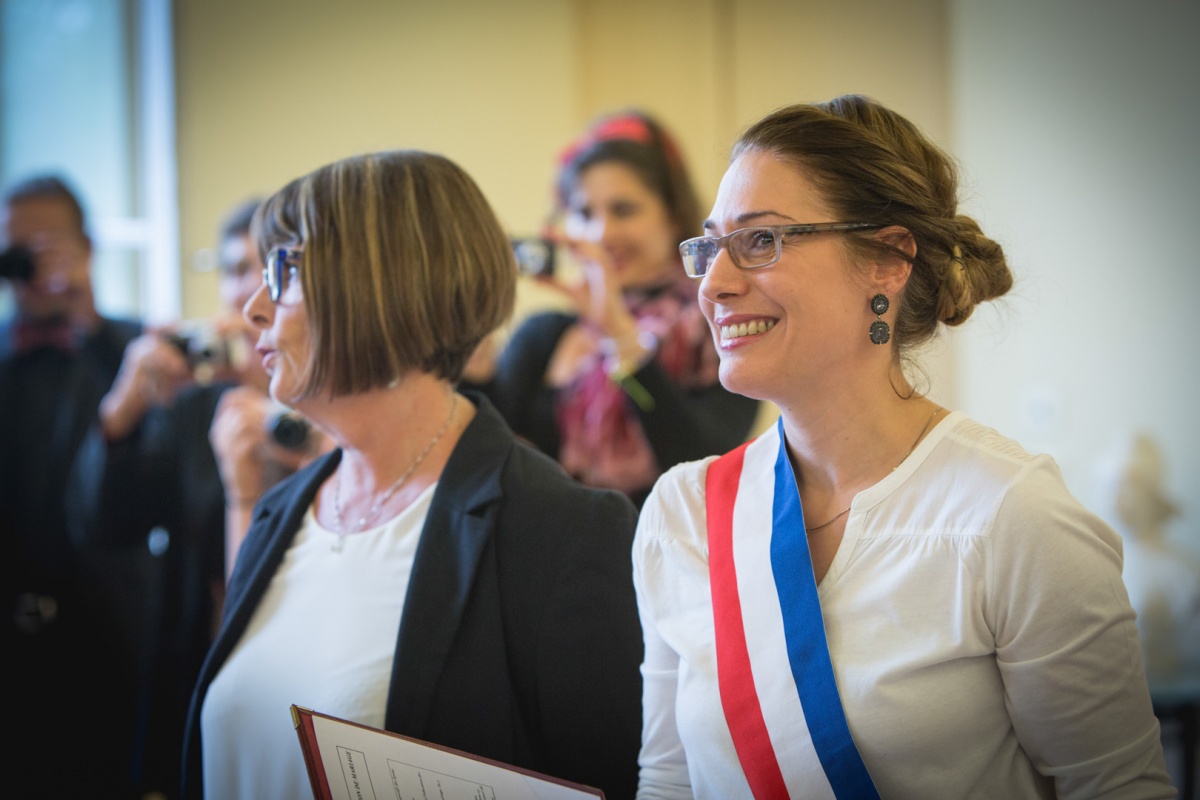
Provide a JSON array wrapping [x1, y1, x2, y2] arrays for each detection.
[[162, 322, 248, 383], [0, 245, 36, 282], [265, 405, 314, 452], [512, 237, 556, 278], [265, 402, 314, 453]]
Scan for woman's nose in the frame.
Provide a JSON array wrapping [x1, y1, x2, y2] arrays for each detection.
[[699, 246, 746, 302], [243, 281, 273, 328]]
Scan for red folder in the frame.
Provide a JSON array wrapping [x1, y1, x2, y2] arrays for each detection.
[[291, 705, 605, 800]]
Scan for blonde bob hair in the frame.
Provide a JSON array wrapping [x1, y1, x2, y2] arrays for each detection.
[[254, 150, 516, 398]]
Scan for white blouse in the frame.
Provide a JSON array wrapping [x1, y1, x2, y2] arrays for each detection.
[[634, 413, 1174, 800], [200, 483, 434, 800]]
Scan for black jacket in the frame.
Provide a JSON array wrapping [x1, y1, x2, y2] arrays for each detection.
[[1, 315, 147, 797], [70, 381, 234, 796], [181, 394, 644, 799]]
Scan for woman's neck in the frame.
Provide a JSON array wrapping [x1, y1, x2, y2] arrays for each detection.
[[312, 375, 467, 489], [775, 369, 938, 500]]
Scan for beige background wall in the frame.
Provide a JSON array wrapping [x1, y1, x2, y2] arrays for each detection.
[[174, 0, 1198, 555], [949, 0, 1199, 554], [174, 0, 949, 383]]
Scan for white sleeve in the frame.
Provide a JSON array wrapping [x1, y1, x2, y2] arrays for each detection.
[[633, 482, 694, 800], [988, 458, 1175, 799]]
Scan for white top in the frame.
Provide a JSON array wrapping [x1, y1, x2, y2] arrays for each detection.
[[200, 483, 435, 800], [633, 413, 1174, 800]]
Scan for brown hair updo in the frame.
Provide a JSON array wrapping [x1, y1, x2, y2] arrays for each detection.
[[732, 94, 1012, 360]]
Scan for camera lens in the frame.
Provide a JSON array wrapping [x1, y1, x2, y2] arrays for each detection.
[[0, 245, 36, 282], [269, 411, 312, 451], [512, 238, 554, 278]]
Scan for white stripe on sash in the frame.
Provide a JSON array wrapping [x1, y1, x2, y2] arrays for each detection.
[[731, 426, 836, 799]]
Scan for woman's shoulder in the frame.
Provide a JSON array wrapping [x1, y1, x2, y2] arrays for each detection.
[[923, 414, 1115, 549], [929, 413, 1056, 493], [636, 455, 718, 547], [510, 309, 578, 342], [494, 311, 580, 380], [501, 434, 638, 518]]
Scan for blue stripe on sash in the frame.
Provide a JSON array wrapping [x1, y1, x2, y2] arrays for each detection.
[[769, 418, 880, 799]]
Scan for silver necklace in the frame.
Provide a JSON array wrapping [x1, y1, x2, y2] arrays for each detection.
[[805, 406, 943, 533], [330, 393, 458, 551]]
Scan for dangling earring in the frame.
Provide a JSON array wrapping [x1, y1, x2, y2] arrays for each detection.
[[869, 294, 890, 345]]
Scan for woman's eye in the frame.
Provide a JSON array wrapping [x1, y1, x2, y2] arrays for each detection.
[[610, 201, 640, 219], [746, 230, 777, 252]]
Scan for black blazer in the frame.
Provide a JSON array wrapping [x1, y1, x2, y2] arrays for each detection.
[[181, 394, 643, 799]]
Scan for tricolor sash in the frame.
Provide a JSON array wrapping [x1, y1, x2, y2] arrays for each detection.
[[706, 418, 879, 799]]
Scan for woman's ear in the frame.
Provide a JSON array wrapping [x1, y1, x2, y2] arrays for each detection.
[[869, 225, 915, 296]]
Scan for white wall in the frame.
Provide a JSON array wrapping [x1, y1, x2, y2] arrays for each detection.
[[950, 0, 1200, 555]]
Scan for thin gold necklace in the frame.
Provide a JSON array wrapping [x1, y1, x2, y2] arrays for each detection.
[[805, 406, 943, 533], [330, 393, 458, 550]]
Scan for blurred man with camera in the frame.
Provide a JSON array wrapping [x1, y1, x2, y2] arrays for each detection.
[[0, 173, 146, 796], [71, 198, 330, 797]]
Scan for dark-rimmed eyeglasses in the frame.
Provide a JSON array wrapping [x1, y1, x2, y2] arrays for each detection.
[[679, 223, 882, 278], [263, 246, 302, 302]]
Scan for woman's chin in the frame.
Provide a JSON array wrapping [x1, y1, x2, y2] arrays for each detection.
[[717, 364, 770, 403]]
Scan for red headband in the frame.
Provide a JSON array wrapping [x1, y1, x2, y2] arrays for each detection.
[[556, 113, 673, 170]]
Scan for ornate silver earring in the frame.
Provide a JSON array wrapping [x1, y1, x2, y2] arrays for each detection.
[[869, 294, 890, 345]]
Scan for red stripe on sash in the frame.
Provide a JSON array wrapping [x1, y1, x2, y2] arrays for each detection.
[[707, 444, 790, 800]]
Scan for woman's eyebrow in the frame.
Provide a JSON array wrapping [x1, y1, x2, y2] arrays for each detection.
[[702, 210, 796, 231]]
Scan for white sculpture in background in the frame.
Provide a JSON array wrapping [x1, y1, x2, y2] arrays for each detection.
[[1094, 432, 1200, 683]]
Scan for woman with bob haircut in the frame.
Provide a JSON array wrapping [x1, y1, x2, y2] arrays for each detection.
[[180, 150, 644, 800], [633, 96, 1173, 798]]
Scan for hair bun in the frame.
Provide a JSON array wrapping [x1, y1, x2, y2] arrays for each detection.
[[938, 218, 1012, 327]]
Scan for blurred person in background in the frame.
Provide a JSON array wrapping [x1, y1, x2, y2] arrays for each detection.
[[466, 110, 760, 508], [70, 198, 331, 798], [182, 150, 643, 799], [1, 173, 145, 797]]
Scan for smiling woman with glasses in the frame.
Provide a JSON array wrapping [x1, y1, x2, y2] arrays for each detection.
[[180, 150, 644, 800], [631, 95, 1173, 799]]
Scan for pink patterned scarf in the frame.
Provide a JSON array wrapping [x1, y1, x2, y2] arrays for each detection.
[[556, 280, 719, 494]]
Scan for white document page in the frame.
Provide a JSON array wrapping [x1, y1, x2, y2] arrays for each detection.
[[306, 712, 602, 800]]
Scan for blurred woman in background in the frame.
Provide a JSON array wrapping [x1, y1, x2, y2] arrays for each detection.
[[469, 110, 760, 508]]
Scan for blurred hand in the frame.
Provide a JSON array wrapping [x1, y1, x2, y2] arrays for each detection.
[[531, 233, 637, 341], [99, 328, 193, 441], [210, 388, 334, 505], [209, 387, 273, 506]]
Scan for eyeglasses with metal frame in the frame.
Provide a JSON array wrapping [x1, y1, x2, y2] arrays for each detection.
[[678, 222, 882, 278], [263, 246, 303, 302]]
